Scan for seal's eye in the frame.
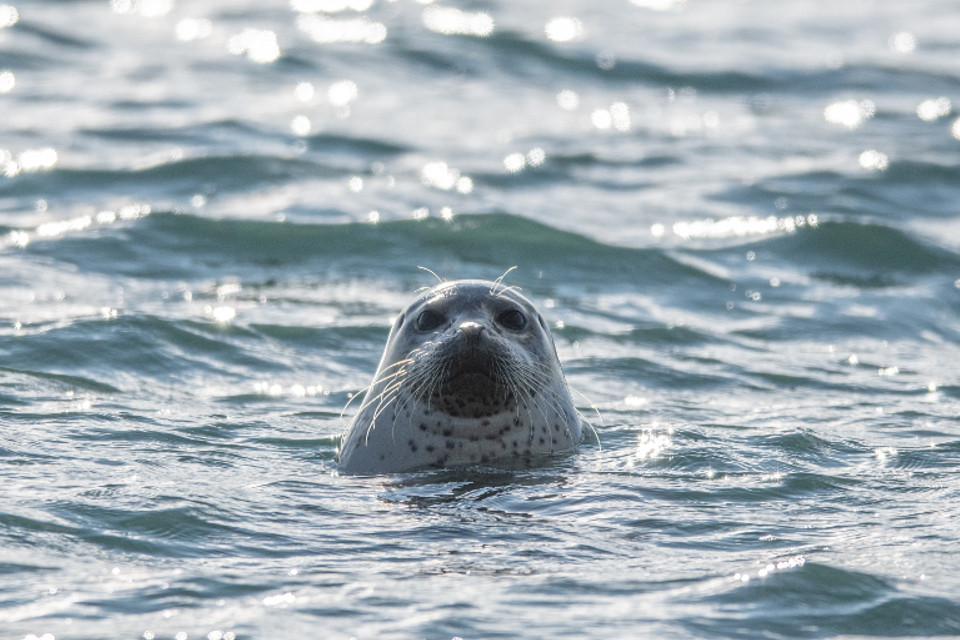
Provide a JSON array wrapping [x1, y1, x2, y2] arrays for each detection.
[[416, 309, 445, 331], [497, 309, 527, 331]]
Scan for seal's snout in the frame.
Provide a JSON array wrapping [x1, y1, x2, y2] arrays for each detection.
[[458, 320, 485, 340], [449, 320, 493, 375]]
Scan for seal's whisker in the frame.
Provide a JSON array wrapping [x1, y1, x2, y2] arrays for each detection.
[[362, 392, 390, 445], [576, 408, 601, 450], [363, 357, 413, 387], [360, 370, 408, 403], [568, 384, 603, 426], [495, 284, 523, 300], [340, 385, 372, 420], [356, 374, 408, 416], [364, 380, 406, 421], [490, 265, 517, 295], [343, 356, 414, 418], [418, 265, 445, 283], [523, 386, 554, 434], [567, 384, 602, 449], [375, 364, 413, 386], [379, 357, 415, 372], [369, 395, 402, 445], [369, 382, 404, 418], [511, 361, 582, 452]]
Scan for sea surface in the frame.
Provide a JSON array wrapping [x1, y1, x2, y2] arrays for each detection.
[[2, 1, 960, 638]]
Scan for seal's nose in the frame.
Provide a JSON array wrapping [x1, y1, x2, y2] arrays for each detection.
[[458, 321, 486, 345], [458, 321, 484, 337]]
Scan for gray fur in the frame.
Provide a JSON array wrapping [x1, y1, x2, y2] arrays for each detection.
[[337, 279, 582, 474]]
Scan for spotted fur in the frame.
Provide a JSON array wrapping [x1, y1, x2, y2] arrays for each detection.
[[337, 279, 582, 473]]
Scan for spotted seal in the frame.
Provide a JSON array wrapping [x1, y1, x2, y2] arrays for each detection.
[[337, 279, 583, 474]]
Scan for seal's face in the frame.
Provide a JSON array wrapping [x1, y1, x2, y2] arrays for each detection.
[[338, 279, 581, 474], [380, 280, 557, 420]]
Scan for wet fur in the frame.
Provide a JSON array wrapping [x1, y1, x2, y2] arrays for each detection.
[[338, 280, 582, 474]]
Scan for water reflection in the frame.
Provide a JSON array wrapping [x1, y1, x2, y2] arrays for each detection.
[[227, 28, 281, 63], [888, 31, 916, 54], [290, 114, 312, 136], [294, 81, 315, 102], [631, 427, 673, 465], [592, 102, 631, 131], [733, 555, 806, 584], [297, 14, 387, 44], [874, 446, 897, 466], [420, 161, 472, 193], [503, 152, 525, 173], [0, 70, 13, 93], [630, 0, 686, 10], [175, 18, 212, 42], [292, 0, 374, 11], [545, 17, 583, 43], [144, 632, 236, 640], [556, 89, 579, 110], [655, 214, 819, 240], [503, 148, 545, 174], [422, 6, 494, 37], [2, 204, 151, 248], [916, 97, 951, 122], [527, 147, 546, 167], [110, 0, 172, 18], [2, 147, 57, 176], [858, 149, 889, 171], [0, 4, 18, 28], [823, 99, 875, 129], [328, 80, 358, 107]]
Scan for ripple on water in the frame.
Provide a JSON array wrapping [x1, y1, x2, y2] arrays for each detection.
[[691, 562, 960, 638], [2, 0, 960, 638]]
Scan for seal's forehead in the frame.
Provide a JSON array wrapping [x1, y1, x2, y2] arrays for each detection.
[[414, 279, 534, 308]]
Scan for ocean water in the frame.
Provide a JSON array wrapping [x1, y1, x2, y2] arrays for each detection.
[[2, 0, 960, 638]]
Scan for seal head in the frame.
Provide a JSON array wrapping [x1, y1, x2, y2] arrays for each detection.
[[338, 279, 582, 474]]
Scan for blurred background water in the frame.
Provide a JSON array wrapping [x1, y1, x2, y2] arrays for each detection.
[[2, 0, 960, 638]]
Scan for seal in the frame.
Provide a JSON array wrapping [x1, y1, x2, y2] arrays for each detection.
[[337, 279, 582, 474]]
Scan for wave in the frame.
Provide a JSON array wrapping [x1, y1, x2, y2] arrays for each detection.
[[723, 219, 960, 279], [17, 211, 730, 288], [693, 561, 960, 638]]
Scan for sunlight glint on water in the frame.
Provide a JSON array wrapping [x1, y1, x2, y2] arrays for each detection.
[[1, 0, 959, 638]]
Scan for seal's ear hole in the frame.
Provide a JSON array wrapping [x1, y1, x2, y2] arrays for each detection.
[[416, 309, 445, 331], [497, 309, 527, 331]]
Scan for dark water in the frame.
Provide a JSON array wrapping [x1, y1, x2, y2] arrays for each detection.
[[2, 1, 960, 638]]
